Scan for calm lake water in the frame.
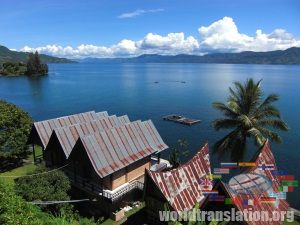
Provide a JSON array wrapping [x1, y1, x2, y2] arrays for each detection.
[[0, 63, 299, 207]]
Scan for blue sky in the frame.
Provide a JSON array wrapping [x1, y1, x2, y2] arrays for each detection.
[[1, 0, 299, 58]]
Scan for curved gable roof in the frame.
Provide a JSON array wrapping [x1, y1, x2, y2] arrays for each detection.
[[222, 140, 289, 225], [147, 143, 212, 212]]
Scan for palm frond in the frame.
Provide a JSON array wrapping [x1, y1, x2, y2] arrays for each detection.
[[212, 118, 239, 131], [237, 115, 252, 128], [257, 119, 289, 131], [247, 127, 266, 146], [212, 102, 239, 118], [255, 126, 282, 143], [254, 105, 281, 119]]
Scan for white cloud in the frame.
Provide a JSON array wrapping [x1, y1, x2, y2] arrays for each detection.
[[19, 17, 300, 58], [118, 8, 164, 19], [198, 16, 300, 52]]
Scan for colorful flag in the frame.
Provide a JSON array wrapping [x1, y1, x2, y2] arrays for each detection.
[[206, 173, 222, 179], [208, 195, 225, 202], [281, 180, 298, 187], [224, 198, 233, 205], [260, 197, 276, 204], [277, 175, 294, 181], [221, 162, 238, 168], [199, 178, 213, 190], [213, 168, 230, 174], [238, 162, 256, 167], [258, 163, 275, 170], [271, 170, 289, 176], [242, 199, 255, 206]]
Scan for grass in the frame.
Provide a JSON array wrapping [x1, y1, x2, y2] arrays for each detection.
[[0, 145, 43, 185]]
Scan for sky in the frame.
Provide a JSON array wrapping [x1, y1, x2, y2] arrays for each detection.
[[0, 0, 299, 58]]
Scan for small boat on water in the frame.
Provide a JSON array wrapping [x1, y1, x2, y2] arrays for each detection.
[[163, 114, 201, 126]]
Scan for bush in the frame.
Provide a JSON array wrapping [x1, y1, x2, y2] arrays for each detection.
[[0, 181, 45, 225], [15, 165, 72, 214], [0, 181, 97, 225]]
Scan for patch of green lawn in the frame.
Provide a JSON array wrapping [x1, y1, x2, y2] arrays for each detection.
[[0, 146, 43, 185], [0, 163, 38, 185]]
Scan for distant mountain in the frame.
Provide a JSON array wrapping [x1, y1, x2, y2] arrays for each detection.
[[0, 45, 74, 64], [80, 47, 300, 65]]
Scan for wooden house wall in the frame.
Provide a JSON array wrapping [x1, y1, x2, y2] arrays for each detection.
[[69, 141, 151, 191], [44, 133, 67, 167], [27, 126, 44, 148]]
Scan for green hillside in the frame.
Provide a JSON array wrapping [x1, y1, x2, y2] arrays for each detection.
[[0, 45, 74, 64]]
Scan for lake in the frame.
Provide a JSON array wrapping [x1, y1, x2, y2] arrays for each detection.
[[0, 63, 299, 207]]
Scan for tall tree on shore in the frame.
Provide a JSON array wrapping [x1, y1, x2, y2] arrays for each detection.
[[26, 51, 48, 75], [212, 79, 288, 161], [0, 100, 33, 166]]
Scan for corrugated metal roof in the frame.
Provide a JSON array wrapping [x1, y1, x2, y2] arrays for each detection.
[[78, 120, 168, 178], [32, 111, 110, 148], [96, 111, 109, 118], [147, 144, 212, 212], [222, 140, 289, 225], [51, 115, 130, 158]]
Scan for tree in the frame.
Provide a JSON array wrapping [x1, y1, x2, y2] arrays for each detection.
[[26, 51, 48, 75], [15, 165, 72, 214], [212, 78, 288, 161], [169, 139, 190, 169], [0, 100, 33, 168]]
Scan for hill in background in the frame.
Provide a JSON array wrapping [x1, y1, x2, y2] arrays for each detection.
[[80, 47, 300, 65], [0, 45, 74, 64]]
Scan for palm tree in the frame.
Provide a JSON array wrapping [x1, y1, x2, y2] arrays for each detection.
[[212, 78, 288, 161]]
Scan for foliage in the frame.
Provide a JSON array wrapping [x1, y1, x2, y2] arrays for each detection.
[[15, 165, 72, 214], [0, 100, 33, 169], [26, 51, 48, 75], [0, 61, 27, 75], [0, 181, 45, 225], [169, 139, 189, 169], [0, 181, 97, 225], [212, 78, 288, 161]]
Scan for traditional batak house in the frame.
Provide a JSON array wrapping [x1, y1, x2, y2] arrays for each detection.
[[201, 140, 289, 225], [144, 143, 212, 225], [67, 119, 168, 213], [27, 111, 108, 160], [27, 111, 168, 215], [44, 115, 130, 166]]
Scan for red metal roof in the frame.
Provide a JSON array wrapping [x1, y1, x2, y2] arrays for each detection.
[[32, 111, 108, 148], [222, 140, 289, 225], [147, 143, 212, 212], [50, 115, 130, 158], [77, 120, 168, 178]]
